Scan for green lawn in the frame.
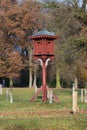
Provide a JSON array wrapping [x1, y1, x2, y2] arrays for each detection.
[[0, 88, 87, 130]]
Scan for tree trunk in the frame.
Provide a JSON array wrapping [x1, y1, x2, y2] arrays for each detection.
[[81, 0, 87, 12], [9, 78, 13, 103], [74, 75, 78, 89], [29, 67, 32, 87], [29, 48, 33, 88], [33, 64, 37, 87], [56, 67, 61, 88]]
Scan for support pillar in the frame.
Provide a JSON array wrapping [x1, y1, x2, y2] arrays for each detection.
[[30, 58, 59, 102], [42, 61, 47, 102]]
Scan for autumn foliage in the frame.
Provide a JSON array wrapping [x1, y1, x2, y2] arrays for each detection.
[[0, 0, 42, 80], [0, 0, 87, 87]]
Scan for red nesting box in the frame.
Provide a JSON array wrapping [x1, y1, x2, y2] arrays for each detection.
[[29, 29, 58, 60]]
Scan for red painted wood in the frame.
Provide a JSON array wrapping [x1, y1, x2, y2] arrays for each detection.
[[31, 36, 58, 57], [42, 62, 47, 102], [29, 31, 59, 102]]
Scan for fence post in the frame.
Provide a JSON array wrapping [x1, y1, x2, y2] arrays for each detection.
[[72, 84, 79, 113], [35, 85, 37, 93], [0, 84, 2, 95], [49, 90, 53, 104], [10, 89, 13, 103], [81, 89, 84, 102], [47, 90, 53, 104], [84, 89, 87, 103]]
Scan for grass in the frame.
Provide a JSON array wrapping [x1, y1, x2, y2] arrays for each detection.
[[0, 88, 87, 130]]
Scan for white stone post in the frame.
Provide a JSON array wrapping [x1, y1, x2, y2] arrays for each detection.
[[10, 90, 13, 103], [49, 90, 53, 104], [35, 85, 37, 93], [0, 84, 2, 95], [84, 89, 87, 103], [81, 89, 84, 102], [72, 85, 79, 113]]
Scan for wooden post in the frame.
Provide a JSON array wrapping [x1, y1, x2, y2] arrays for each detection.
[[10, 89, 13, 103], [0, 84, 2, 95], [81, 89, 84, 102], [35, 85, 37, 93], [84, 89, 87, 103], [72, 84, 79, 113], [42, 61, 47, 102], [49, 90, 53, 104]]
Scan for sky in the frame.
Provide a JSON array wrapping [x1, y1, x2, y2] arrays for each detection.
[[58, 0, 83, 7], [17, 0, 84, 7]]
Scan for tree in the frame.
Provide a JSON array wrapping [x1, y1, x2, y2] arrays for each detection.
[[43, 0, 87, 88], [81, 0, 87, 11], [0, 50, 23, 78], [0, 0, 43, 87], [0, 47, 23, 103]]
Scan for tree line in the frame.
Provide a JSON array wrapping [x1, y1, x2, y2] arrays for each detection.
[[0, 0, 87, 88]]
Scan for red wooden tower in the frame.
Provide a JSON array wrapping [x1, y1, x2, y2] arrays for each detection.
[[29, 29, 59, 102]]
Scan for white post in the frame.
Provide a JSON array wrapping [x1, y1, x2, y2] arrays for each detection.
[[72, 84, 79, 113], [10, 90, 13, 103], [47, 91, 50, 99], [0, 84, 2, 95], [81, 89, 84, 102], [84, 89, 87, 103], [35, 85, 37, 93], [49, 90, 53, 104]]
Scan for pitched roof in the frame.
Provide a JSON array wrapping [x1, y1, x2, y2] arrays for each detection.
[[32, 29, 55, 36]]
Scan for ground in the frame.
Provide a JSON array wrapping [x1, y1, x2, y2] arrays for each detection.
[[0, 88, 87, 130]]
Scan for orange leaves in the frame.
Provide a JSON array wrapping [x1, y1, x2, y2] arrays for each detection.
[[0, 50, 23, 78], [0, 60, 7, 77], [15, 28, 25, 38], [0, 0, 42, 43], [0, 0, 43, 79]]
